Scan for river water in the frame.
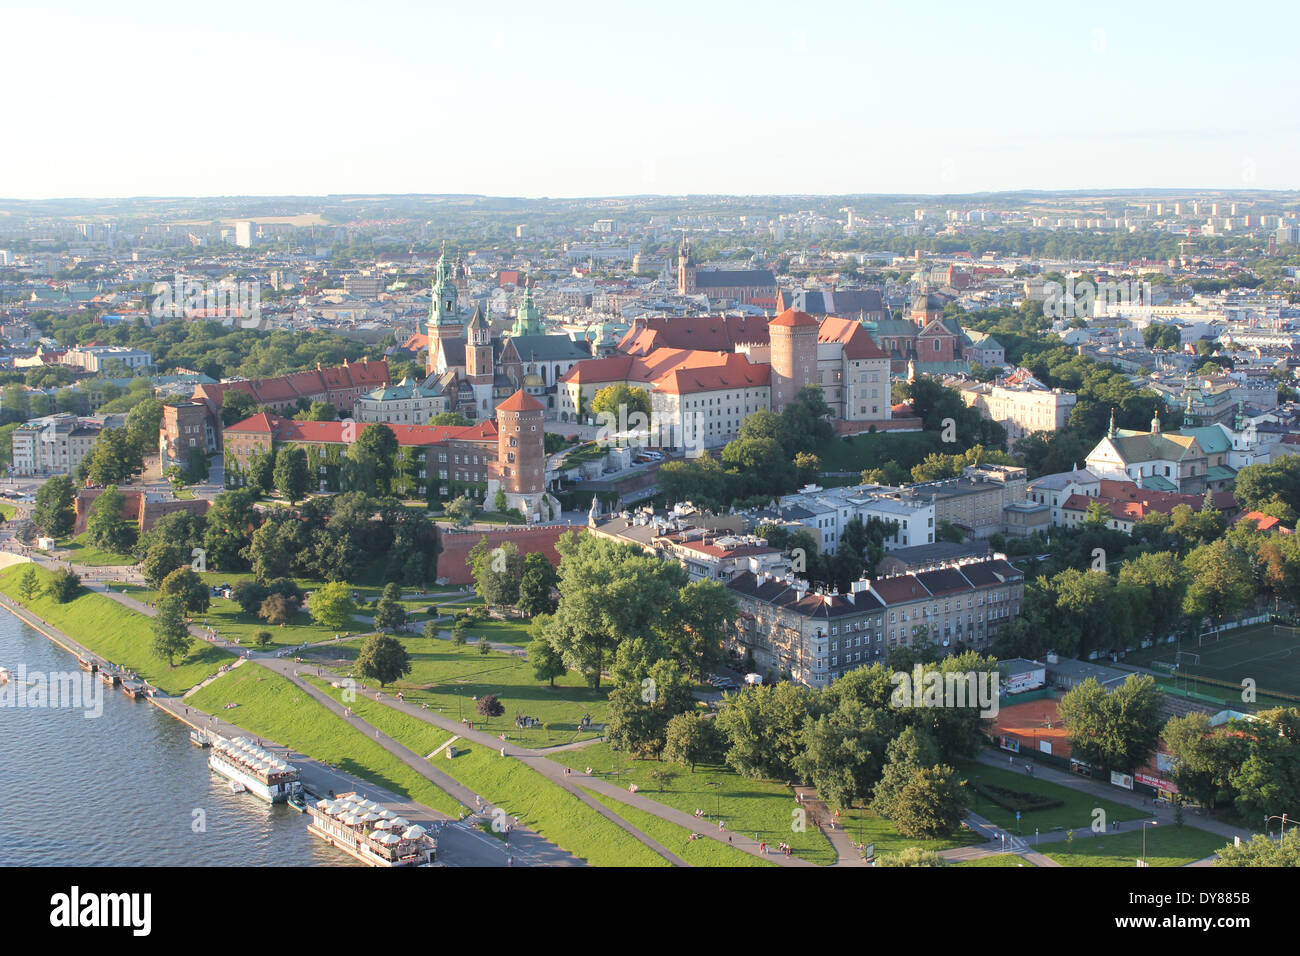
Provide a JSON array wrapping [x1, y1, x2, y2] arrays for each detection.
[[0, 611, 357, 866]]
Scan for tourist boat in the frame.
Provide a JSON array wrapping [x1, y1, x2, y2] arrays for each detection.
[[77, 657, 97, 673], [287, 793, 308, 813], [305, 792, 435, 867], [189, 730, 211, 748], [120, 683, 142, 700], [229, 780, 246, 794], [98, 670, 119, 687], [208, 736, 303, 803]]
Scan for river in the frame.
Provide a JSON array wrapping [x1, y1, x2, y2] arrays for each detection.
[[0, 610, 358, 866]]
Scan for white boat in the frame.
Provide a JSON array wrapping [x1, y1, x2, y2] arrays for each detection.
[[0, 667, 10, 685], [228, 779, 246, 794], [208, 736, 302, 803], [306, 791, 435, 867]]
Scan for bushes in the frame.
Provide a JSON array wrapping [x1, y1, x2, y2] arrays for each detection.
[[972, 781, 1064, 814]]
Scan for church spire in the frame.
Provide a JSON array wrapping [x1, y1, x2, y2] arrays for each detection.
[[1107, 408, 1117, 439]]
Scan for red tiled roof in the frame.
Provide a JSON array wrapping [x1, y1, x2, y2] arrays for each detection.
[[224, 414, 496, 448], [496, 390, 544, 413], [768, 307, 819, 329]]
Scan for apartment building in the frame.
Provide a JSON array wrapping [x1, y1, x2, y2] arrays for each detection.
[[956, 368, 1076, 445], [11, 413, 119, 476], [727, 555, 1025, 688]]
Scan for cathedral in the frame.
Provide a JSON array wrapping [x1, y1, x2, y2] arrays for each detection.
[[419, 249, 592, 420]]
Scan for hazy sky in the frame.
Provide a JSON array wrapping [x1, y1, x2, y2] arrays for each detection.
[[3, 0, 1297, 198]]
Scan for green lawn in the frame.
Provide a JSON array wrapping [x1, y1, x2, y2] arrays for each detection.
[[0, 564, 231, 695], [58, 533, 137, 567], [553, 741, 837, 865], [957, 759, 1140, 835], [120, 583, 346, 649], [954, 853, 1035, 867], [814, 430, 943, 473], [835, 804, 983, 856], [304, 675, 455, 756], [301, 675, 668, 867], [1044, 825, 1226, 867], [187, 664, 462, 817], [300, 633, 610, 749], [456, 615, 538, 648], [438, 743, 668, 867], [0, 501, 16, 520], [580, 787, 775, 867]]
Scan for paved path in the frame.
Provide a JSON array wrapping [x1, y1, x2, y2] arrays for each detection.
[[794, 786, 867, 866], [263, 658, 685, 866], [973, 751, 1254, 845], [287, 657, 808, 867]]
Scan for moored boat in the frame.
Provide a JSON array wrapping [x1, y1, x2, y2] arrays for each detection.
[[208, 736, 302, 803], [190, 730, 211, 747], [305, 791, 435, 866]]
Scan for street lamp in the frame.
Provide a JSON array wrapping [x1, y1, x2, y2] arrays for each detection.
[[1142, 819, 1158, 864]]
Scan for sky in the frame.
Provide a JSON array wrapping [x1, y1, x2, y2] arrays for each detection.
[[2, 0, 1297, 199]]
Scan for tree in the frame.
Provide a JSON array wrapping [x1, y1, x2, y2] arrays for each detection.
[[429, 411, 472, 427], [517, 552, 559, 617], [255, 630, 273, 649], [528, 634, 567, 687], [872, 726, 943, 819], [151, 595, 192, 667], [32, 475, 76, 538], [476, 693, 505, 718], [1059, 674, 1164, 774], [882, 764, 966, 839], [468, 537, 525, 609], [355, 633, 412, 687], [17, 565, 38, 602], [1183, 540, 1256, 624], [477, 636, 490, 655], [84, 485, 137, 555], [715, 682, 817, 782], [373, 582, 408, 632], [451, 619, 468, 645], [248, 448, 276, 497], [230, 580, 269, 616], [663, 711, 721, 772], [1117, 551, 1189, 641], [46, 568, 81, 603], [203, 489, 258, 571], [444, 494, 476, 528], [793, 452, 821, 484], [259, 593, 298, 625], [347, 424, 399, 496], [160, 567, 210, 615], [311, 581, 357, 630], [590, 383, 652, 420], [1162, 712, 1246, 810], [273, 446, 309, 504], [221, 390, 260, 427], [85, 428, 145, 485], [1215, 830, 1300, 867]]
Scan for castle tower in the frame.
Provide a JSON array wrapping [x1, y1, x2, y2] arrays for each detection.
[[768, 308, 820, 413], [488, 389, 548, 521], [426, 244, 462, 374], [511, 283, 542, 337], [677, 239, 696, 295], [466, 307, 494, 387]]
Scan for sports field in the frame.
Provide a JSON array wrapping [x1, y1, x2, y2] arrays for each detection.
[[1126, 624, 1300, 703]]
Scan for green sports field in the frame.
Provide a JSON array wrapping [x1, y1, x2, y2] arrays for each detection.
[[1125, 624, 1300, 704]]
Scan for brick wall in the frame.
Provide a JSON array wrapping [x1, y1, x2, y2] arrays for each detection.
[[436, 524, 584, 585]]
